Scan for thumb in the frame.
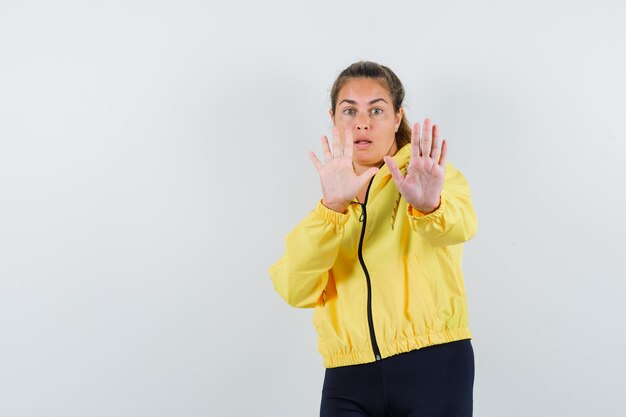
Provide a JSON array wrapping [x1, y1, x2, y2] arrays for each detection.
[[384, 156, 404, 186], [357, 167, 379, 186]]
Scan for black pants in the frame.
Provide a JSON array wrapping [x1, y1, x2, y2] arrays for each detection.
[[320, 339, 474, 417]]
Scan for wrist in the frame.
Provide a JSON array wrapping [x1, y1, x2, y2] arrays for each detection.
[[322, 199, 350, 213], [409, 195, 441, 215]]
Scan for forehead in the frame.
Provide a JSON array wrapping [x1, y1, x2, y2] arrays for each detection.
[[337, 78, 391, 103]]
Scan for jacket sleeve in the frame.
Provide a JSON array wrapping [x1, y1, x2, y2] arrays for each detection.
[[406, 163, 477, 247], [269, 201, 349, 308]]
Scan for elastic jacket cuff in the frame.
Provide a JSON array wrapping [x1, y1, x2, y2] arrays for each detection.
[[406, 192, 447, 222], [312, 200, 350, 226]]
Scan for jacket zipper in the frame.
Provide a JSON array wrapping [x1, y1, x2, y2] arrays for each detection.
[[358, 177, 382, 361]]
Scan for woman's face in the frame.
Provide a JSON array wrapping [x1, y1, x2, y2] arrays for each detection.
[[331, 77, 403, 174]]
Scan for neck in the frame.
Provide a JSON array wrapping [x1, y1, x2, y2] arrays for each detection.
[[353, 142, 398, 175], [353, 158, 391, 176]]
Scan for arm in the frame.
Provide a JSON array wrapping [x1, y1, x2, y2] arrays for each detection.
[[384, 118, 477, 247], [269, 201, 349, 308], [271, 128, 376, 308], [406, 163, 477, 247]]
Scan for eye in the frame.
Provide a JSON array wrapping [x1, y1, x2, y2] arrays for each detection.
[[342, 108, 356, 116], [371, 108, 383, 115]]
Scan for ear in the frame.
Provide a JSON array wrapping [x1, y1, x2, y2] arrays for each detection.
[[395, 107, 404, 131], [329, 108, 335, 126]]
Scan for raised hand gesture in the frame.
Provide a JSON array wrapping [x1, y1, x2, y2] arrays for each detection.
[[309, 128, 379, 213], [383, 118, 447, 214]]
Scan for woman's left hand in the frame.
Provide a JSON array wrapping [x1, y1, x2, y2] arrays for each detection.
[[383, 118, 447, 214]]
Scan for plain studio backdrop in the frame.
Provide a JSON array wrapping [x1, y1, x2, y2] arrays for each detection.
[[1, 0, 625, 416]]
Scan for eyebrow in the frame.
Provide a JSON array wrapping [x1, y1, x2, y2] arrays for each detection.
[[339, 98, 388, 106]]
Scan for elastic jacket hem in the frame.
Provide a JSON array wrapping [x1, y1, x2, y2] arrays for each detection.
[[323, 328, 473, 368]]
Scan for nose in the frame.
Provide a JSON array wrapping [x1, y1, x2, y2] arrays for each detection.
[[356, 114, 369, 130]]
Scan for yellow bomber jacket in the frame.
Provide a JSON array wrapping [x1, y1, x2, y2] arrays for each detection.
[[269, 144, 478, 368]]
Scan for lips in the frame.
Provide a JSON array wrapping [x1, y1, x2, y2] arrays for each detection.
[[354, 137, 372, 145]]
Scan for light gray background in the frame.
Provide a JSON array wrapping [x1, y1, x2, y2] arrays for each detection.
[[1, 0, 625, 416]]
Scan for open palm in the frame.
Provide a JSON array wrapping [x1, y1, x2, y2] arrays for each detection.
[[384, 119, 447, 214], [309, 128, 379, 213]]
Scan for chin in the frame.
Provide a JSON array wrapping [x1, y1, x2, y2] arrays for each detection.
[[356, 156, 383, 167]]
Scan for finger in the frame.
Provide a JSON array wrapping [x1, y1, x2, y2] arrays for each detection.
[[357, 167, 379, 187], [411, 122, 421, 158], [431, 124, 443, 162], [308, 151, 323, 172], [321, 136, 332, 163], [439, 139, 448, 167], [421, 118, 433, 158], [383, 155, 404, 187], [331, 127, 342, 158], [343, 129, 354, 160]]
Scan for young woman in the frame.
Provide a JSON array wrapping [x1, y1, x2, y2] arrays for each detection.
[[270, 61, 478, 417]]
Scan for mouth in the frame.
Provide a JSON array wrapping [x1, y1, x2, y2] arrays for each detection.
[[353, 137, 372, 145]]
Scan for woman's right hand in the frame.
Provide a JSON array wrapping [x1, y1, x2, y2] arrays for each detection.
[[309, 128, 379, 213]]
